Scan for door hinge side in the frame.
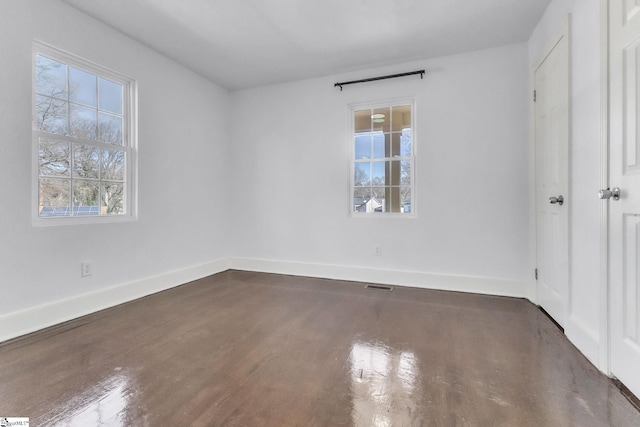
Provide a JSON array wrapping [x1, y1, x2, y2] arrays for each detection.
[[533, 90, 537, 102], [535, 268, 538, 280]]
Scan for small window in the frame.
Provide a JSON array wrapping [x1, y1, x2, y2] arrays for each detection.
[[350, 100, 415, 215], [33, 43, 136, 224]]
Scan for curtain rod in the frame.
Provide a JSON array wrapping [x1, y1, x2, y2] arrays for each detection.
[[334, 69, 425, 91]]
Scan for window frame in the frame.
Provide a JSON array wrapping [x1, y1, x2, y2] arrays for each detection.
[[348, 98, 417, 218], [31, 41, 137, 226]]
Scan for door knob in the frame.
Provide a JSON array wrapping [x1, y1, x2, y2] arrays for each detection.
[[598, 187, 620, 200], [549, 195, 564, 205]]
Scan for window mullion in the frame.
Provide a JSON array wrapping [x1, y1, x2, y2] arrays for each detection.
[[99, 145, 103, 215], [65, 65, 70, 142]]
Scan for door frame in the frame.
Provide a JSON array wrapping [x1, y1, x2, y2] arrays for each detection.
[[598, 0, 610, 375], [530, 16, 572, 323]]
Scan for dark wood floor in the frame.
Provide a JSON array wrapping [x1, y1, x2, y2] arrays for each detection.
[[1, 270, 639, 426]]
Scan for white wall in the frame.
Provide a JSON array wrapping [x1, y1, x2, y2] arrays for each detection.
[[0, 0, 231, 341], [0, 1, 577, 351], [528, 0, 603, 367], [229, 43, 531, 294]]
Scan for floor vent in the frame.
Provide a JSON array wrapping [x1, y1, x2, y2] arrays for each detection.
[[365, 284, 393, 291]]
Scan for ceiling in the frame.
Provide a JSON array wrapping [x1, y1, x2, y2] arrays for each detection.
[[61, 0, 552, 91]]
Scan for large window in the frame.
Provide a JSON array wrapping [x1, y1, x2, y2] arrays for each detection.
[[350, 100, 415, 215], [33, 43, 136, 223]]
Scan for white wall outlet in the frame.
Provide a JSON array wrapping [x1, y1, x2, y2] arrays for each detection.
[[81, 261, 92, 277], [374, 245, 382, 256]]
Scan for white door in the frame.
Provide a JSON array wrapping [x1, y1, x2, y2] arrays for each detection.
[[609, 0, 640, 398], [534, 21, 570, 328]]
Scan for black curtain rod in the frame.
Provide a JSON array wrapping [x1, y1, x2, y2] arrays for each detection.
[[334, 69, 425, 91]]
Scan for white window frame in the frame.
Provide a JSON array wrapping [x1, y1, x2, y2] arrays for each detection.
[[348, 98, 417, 218], [32, 41, 137, 226]]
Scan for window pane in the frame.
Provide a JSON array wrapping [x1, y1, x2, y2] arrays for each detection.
[[35, 55, 67, 99], [36, 95, 68, 135], [70, 104, 97, 140], [354, 109, 372, 133], [388, 161, 401, 186], [401, 128, 412, 156], [371, 187, 386, 205], [389, 187, 401, 213], [73, 180, 100, 211], [102, 148, 125, 181], [371, 194, 384, 213], [372, 132, 386, 159], [354, 162, 370, 186], [353, 187, 371, 213], [39, 140, 70, 177], [101, 182, 124, 215], [354, 134, 371, 159], [401, 160, 411, 185], [73, 144, 100, 179], [39, 178, 70, 215], [98, 112, 123, 145], [391, 133, 402, 157], [401, 187, 411, 214], [99, 78, 123, 114], [372, 161, 385, 185], [69, 67, 97, 107], [392, 105, 411, 132], [354, 186, 370, 199], [372, 107, 390, 132]]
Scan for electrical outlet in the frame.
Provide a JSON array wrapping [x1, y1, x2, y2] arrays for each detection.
[[374, 245, 382, 256], [81, 261, 92, 277]]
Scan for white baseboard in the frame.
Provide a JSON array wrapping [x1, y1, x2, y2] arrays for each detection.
[[0, 257, 531, 344], [0, 258, 229, 343], [228, 257, 529, 298], [1, 255, 600, 377]]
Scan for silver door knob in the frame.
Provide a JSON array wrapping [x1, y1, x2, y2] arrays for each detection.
[[549, 195, 564, 205], [598, 187, 620, 200]]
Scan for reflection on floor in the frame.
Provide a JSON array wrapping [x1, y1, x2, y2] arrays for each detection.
[[47, 372, 132, 426], [0, 270, 639, 426], [350, 341, 420, 425]]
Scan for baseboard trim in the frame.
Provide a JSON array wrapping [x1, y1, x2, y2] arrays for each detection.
[[565, 315, 601, 369], [228, 258, 529, 298], [0, 257, 531, 343], [0, 258, 229, 343]]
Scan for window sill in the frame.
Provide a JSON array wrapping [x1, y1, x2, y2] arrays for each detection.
[[32, 213, 137, 227], [349, 212, 417, 219]]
